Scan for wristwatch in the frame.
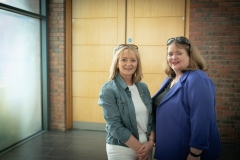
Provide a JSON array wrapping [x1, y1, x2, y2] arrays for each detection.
[[189, 150, 201, 157]]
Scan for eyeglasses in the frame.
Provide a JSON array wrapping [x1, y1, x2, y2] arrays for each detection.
[[116, 44, 138, 51], [167, 37, 191, 46]]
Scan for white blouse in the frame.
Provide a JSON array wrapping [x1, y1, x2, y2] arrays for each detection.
[[128, 84, 149, 134]]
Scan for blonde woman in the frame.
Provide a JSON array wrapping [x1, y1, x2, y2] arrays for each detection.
[[98, 44, 155, 160]]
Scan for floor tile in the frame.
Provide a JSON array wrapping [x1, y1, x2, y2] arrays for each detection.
[[0, 154, 28, 160], [0, 146, 52, 160], [46, 148, 90, 158], [0, 129, 238, 160], [25, 156, 70, 160]]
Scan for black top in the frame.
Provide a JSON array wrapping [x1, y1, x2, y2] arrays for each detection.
[[153, 80, 172, 110]]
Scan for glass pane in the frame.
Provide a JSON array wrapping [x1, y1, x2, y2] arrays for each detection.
[[0, 0, 40, 14], [0, 9, 42, 151]]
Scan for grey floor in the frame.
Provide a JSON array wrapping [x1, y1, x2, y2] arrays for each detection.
[[0, 129, 239, 160]]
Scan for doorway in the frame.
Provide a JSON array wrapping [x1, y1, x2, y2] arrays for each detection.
[[70, 0, 187, 130]]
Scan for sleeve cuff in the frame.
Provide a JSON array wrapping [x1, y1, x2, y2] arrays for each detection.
[[189, 138, 210, 150], [118, 130, 131, 143]]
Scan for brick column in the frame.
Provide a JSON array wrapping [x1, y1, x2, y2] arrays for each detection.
[[189, 0, 240, 143], [48, 0, 66, 130]]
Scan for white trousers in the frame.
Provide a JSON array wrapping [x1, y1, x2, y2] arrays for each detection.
[[106, 132, 152, 160]]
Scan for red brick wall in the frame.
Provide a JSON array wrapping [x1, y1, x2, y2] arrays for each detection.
[[189, 0, 240, 143], [47, 0, 240, 143], [48, 0, 66, 130]]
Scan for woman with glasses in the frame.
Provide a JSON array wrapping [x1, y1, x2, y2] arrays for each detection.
[[98, 44, 155, 160], [152, 37, 221, 160]]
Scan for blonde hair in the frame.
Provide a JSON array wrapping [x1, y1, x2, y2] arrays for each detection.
[[109, 46, 143, 83], [165, 40, 208, 79]]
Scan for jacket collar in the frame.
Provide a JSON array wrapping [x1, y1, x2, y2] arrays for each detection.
[[116, 73, 128, 89], [115, 73, 144, 93]]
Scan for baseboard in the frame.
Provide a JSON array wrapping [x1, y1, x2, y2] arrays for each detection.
[[73, 121, 106, 131]]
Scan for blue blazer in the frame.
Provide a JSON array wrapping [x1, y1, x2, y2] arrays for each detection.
[[153, 70, 221, 160]]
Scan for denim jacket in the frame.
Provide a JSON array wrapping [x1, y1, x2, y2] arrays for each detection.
[[98, 74, 154, 147]]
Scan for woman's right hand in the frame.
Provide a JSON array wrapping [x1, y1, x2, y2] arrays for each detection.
[[137, 141, 154, 160]]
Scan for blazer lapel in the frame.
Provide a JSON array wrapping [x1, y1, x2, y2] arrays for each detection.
[[160, 81, 182, 105], [156, 71, 191, 106]]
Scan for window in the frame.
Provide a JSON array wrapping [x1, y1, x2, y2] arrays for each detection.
[[0, 1, 48, 152]]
